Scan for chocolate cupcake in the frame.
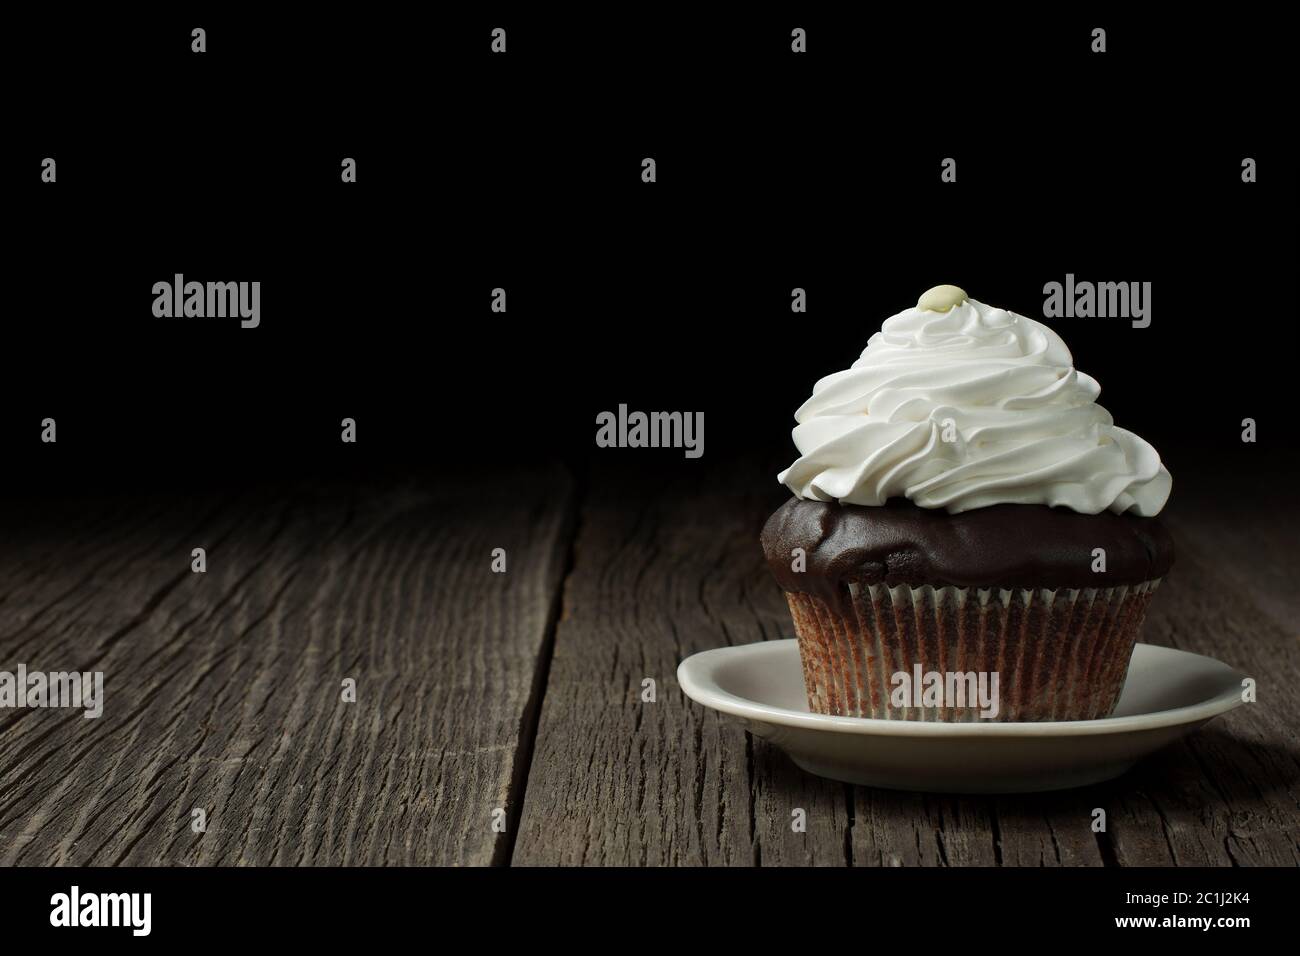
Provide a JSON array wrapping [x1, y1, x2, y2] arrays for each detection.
[[763, 285, 1173, 722]]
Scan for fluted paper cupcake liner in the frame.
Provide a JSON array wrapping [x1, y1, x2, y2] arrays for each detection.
[[786, 580, 1160, 721]]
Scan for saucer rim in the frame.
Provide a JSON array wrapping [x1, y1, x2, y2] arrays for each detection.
[[677, 640, 1248, 738]]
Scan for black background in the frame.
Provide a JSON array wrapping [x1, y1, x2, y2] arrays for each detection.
[[5, 9, 1294, 492], [3, 864, 1284, 942]]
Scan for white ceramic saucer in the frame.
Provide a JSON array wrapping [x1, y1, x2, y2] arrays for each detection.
[[678, 640, 1248, 793]]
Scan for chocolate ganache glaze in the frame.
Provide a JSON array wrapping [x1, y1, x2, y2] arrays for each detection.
[[761, 497, 1174, 595]]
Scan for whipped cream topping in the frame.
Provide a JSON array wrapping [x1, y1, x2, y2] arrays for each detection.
[[778, 293, 1172, 516]]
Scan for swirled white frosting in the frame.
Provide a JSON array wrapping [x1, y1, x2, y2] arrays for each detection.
[[778, 295, 1171, 515]]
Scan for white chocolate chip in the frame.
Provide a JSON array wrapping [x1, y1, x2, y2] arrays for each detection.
[[917, 285, 968, 313]]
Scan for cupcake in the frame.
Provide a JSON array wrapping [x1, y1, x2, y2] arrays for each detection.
[[761, 285, 1173, 722]]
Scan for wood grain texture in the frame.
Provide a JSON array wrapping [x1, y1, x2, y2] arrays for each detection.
[[510, 463, 852, 865], [1, 457, 1295, 867], [0, 464, 575, 865], [512, 460, 1299, 867]]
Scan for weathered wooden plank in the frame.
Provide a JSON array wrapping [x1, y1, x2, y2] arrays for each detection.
[[5, 455, 1291, 867], [0, 464, 575, 865], [849, 773, 1110, 867], [993, 792, 1107, 867], [850, 791, 1000, 867], [512, 462, 852, 865]]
